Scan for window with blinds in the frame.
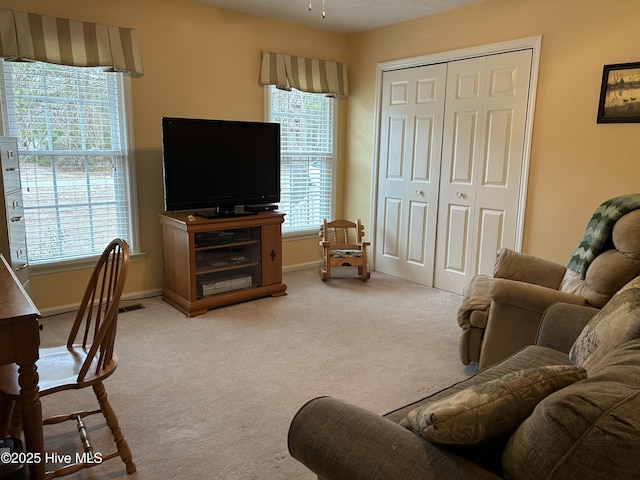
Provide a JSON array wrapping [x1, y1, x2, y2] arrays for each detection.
[[267, 86, 335, 235], [0, 60, 135, 264]]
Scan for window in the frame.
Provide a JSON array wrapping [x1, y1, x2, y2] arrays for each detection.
[[0, 60, 136, 265], [267, 86, 335, 235]]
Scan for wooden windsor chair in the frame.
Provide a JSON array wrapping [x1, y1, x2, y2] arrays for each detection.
[[0, 238, 136, 479]]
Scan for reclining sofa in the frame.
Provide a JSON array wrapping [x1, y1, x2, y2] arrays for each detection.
[[288, 276, 640, 480]]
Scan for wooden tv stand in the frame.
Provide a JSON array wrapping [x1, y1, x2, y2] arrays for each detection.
[[160, 211, 287, 316]]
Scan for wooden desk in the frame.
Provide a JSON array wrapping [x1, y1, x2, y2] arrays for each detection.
[[0, 254, 44, 480]]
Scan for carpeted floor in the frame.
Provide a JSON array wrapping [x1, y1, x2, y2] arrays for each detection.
[[30, 267, 473, 479]]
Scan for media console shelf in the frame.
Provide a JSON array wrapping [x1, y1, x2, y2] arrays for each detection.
[[160, 211, 287, 316]]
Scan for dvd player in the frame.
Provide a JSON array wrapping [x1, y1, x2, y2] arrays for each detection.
[[244, 204, 278, 212]]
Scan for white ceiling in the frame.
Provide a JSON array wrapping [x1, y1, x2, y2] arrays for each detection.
[[194, 0, 484, 34]]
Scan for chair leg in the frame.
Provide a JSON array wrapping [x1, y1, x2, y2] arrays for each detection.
[[320, 256, 330, 280], [92, 382, 136, 474], [0, 395, 15, 437], [0, 396, 23, 439], [359, 263, 370, 281], [9, 400, 22, 438]]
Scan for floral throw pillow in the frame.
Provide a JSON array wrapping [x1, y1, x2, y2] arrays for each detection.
[[569, 277, 640, 371], [400, 365, 586, 446]]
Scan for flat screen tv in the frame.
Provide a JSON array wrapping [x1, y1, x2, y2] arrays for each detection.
[[161, 117, 280, 216]]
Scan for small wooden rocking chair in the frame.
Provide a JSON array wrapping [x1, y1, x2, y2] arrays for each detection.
[[319, 219, 371, 281]]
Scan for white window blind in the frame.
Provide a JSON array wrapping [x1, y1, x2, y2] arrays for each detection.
[[267, 85, 334, 234], [0, 60, 134, 263]]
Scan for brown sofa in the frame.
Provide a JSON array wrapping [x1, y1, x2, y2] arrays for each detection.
[[459, 206, 640, 369], [288, 278, 640, 479]]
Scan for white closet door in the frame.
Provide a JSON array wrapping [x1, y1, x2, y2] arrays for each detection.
[[374, 63, 447, 285], [374, 49, 533, 293], [434, 49, 533, 293]]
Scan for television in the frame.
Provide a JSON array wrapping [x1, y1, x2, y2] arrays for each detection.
[[161, 117, 280, 216]]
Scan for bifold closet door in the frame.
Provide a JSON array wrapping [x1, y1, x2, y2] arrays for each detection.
[[374, 49, 533, 293], [374, 63, 447, 285], [433, 49, 532, 294]]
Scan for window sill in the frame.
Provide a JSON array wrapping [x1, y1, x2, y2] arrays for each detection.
[[30, 251, 146, 276]]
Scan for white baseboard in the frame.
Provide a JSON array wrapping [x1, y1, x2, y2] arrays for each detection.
[[39, 264, 322, 317], [283, 261, 322, 273], [40, 288, 163, 317]]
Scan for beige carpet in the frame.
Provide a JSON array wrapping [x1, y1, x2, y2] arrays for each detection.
[[31, 267, 473, 479]]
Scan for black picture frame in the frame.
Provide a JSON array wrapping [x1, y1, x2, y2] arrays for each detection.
[[597, 62, 640, 123]]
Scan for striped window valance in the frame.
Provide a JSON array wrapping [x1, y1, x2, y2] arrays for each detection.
[[0, 8, 143, 76], [259, 50, 347, 97]]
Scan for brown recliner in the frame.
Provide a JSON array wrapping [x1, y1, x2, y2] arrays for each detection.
[[458, 198, 640, 370]]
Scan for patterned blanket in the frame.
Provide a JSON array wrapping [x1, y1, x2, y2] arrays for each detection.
[[567, 194, 640, 278]]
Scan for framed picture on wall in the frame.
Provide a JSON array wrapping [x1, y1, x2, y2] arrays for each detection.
[[597, 62, 640, 123]]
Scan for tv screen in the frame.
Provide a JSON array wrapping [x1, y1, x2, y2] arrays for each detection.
[[161, 117, 280, 214]]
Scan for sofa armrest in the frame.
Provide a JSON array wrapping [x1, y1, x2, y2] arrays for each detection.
[[535, 303, 600, 353], [490, 278, 588, 312], [494, 248, 567, 289], [476, 282, 589, 369], [288, 397, 502, 480]]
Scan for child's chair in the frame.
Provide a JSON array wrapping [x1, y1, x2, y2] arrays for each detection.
[[319, 218, 371, 281]]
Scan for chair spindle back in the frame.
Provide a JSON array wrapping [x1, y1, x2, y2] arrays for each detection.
[[67, 239, 129, 382]]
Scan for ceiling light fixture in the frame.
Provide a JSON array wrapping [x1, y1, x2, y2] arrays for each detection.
[[308, 0, 327, 19]]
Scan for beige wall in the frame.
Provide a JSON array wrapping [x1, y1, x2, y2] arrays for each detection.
[[346, 0, 640, 265], [2, 0, 639, 312]]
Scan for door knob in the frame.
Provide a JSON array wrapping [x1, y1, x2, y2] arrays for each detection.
[[456, 192, 464, 198], [416, 189, 424, 195]]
